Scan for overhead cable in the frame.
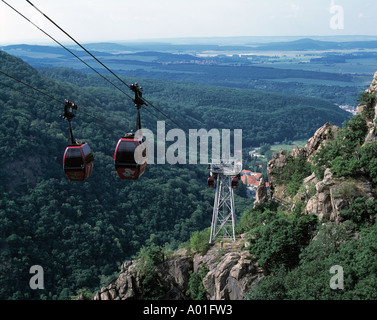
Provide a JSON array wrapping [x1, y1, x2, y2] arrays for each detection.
[[0, 69, 124, 135], [1, 0, 134, 102], [25, 0, 193, 134]]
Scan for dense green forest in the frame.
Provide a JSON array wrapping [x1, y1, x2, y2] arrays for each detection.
[[0, 50, 350, 299]]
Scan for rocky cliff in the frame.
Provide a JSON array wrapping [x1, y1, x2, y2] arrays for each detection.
[[267, 71, 377, 224], [93, 236, 263, 300], [91, 71, 377, 301]]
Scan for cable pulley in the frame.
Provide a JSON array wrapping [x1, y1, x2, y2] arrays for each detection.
[[59, 99, 78, 145], [130, 82, 146, 132]]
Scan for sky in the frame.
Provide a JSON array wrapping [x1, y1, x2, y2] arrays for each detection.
[[0, 0, 377, 45]]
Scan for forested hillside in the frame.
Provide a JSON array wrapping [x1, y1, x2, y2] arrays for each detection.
[[39, 66, 350, 147], [0, 51, 350, 299]]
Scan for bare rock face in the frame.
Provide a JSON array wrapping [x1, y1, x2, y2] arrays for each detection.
[[93, 240, 262, 301], [359, 72, 377, 143], [156, 256, 193, 300], [254, 177, 268, 208], [94, 260, 142, 300], [269, 122, 338, 166], [364, 122, 377, 144], [357, 71, 377, 122], [305, 169, 334, 220], [202, 249, 261, 300], [369, 71, 377, 93], [267, 150, 289, 198], [267, 150, 288, 177], [267, 123, 339, 201], [304, 168, 375, 224], [93, 255, 192, 300], [194, 240, 264, 300], [267, 115, 375, 225], [300, 172, 319, 199], [302, 122, 339, 159]]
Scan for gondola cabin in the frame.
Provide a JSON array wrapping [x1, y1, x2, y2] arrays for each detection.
[[63, 142, 94, 181], [207, 176, 215, 188], [231, 177, 239, 189], [114, 134, 147, 180]]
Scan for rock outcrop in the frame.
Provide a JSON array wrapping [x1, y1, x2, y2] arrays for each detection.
[[303, 168, 375, 224], [368, 71, 377, 94], [267, 122, 339, 202], [268, 122, 375, 223], [253, 177, 268, 208], [357, 70, 377, 123], [93, 238, 262, 301], [304, 168, 338, 222], [94, 253, 193, 300], [200, 246, 262, 300], [267, 72, 377, 224], [361, 71, 377, 144], [267, 150, 289, 199], [302, 122, 339, 159]]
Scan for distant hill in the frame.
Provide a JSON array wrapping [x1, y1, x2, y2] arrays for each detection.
[[253, 38, 377, 51], [4, 38, 377, 58], [73, 38, 377, 52], [1, 44, 112, 58]]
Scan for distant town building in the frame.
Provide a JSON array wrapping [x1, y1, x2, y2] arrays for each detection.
[[240, 170, 269, 198]]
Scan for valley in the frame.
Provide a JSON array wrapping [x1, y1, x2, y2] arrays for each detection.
[[2, 36, 377, 107], [1, 35, 376, 300]]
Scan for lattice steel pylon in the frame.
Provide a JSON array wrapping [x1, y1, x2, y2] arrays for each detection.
[[208, 160, 242, 244]]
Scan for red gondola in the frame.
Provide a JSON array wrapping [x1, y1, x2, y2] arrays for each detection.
[[207, 176, 215, 188], [114, 82, 148, 180], [60, 100, 94, 181], [63, 142, 94, 181], [114, 133, 147, 180], [231, 177, 239, 189]]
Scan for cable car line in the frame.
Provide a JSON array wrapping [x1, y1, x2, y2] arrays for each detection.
[[1, 0, 134, 103], [1, 1, 216, 181], [0, 69, 124, 136], [0, 66, 171, 139], [0, 67, 178, 153], [25, 0, 193, 135], [114, 84, 148, 180], [3, 0, 187, 134], [0, 78, 62, 114], [1, 0, 167, 130], [142, 97, 190, 135], [26, 0, 133, 92], [0, 69, 64, 106]]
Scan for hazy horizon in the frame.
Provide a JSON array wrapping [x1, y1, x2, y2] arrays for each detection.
[[1, 1, 377, 46], [2, 34, 377, 47]]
